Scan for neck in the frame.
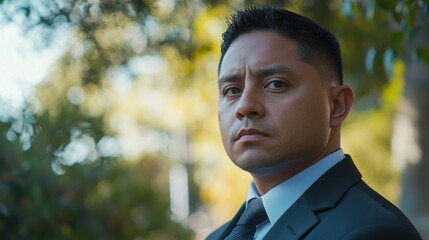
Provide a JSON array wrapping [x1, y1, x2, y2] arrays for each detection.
[[251, 154, 323, 195], [252, 129, 341, 195]]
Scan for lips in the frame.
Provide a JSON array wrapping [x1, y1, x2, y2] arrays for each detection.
[[235, 128, 269, 141]]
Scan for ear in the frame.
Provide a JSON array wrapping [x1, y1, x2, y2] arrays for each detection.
[[329, 85, 354, 127]]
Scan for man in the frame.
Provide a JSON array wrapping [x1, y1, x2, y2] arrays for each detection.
[[207, 6, 422, 240]]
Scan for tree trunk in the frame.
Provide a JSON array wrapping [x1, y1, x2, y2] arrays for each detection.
[[392, 9, 429, 239]]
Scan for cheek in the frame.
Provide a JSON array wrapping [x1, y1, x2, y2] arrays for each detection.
[[218, 108, 232, 143], [275, 96, 330, 137], [297, 98, 331, 141]]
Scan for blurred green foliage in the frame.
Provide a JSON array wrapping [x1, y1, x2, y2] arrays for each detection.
[[0, 116, 192, 239]]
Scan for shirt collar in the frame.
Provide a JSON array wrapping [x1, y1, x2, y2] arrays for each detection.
[[246, 149, 345, 225]]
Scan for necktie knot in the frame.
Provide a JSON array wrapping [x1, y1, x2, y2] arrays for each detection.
[[225, 198, 268, 240]]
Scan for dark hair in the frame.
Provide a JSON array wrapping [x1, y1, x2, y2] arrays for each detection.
[[219, 6, 343, 85]]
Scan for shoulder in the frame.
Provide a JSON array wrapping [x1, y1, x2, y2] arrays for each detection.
[[342, 224, 422, 240], [342, 180, 410, 222], [311, 180, 422, 239]]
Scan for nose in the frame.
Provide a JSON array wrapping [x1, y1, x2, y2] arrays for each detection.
[[235, 87, 265, 120]]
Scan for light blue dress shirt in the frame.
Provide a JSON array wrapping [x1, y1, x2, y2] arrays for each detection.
[[245, 149, 346, 240]]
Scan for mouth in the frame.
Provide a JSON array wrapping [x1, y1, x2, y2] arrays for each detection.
[[235, 128, 270, 141]]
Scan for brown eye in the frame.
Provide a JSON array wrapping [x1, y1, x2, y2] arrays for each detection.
[[224, 87, 242, 96], [265, 81, 287, 90]]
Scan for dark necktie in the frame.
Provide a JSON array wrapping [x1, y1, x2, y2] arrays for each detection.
[[225, 198, 268, 240]]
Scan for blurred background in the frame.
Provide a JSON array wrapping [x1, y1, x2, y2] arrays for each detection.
[[0, 0, 428, 239]]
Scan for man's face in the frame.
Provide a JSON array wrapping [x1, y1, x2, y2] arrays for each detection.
[[218, 31, 333, 175]]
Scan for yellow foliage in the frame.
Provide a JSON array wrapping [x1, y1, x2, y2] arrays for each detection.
[[193, 6, 228, 52], [342, 60, 405, 204]]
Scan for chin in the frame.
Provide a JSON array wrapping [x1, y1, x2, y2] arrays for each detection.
[[237, 155, 310, 176], [234, 159, 279, 175]]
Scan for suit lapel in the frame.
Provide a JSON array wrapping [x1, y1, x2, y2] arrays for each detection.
[[263, 155, 362, 239], [305, 155, 362, 211], [263, 199, 318, 239]]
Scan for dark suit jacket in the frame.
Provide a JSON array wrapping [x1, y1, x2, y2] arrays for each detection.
[[206, 155, 422, 239]]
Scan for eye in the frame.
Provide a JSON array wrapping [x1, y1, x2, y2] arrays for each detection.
[[265, 80, 288, 90], [224, 86, 242, 96]]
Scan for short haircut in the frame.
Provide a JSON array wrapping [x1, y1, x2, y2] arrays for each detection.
[[219, 6, 343, 85]]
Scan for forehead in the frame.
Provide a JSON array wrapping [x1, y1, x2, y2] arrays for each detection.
[[219, 31, 302, 77]]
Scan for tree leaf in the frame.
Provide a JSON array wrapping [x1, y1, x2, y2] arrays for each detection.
[[342, 0, 354, 19], [414, 47, 429, 64], [365, 47, 377, 73], [383, 48, 395, 79]]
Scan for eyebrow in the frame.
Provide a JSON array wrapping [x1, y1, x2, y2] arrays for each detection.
[[218, 73, 241, 89], [218, 64, 296, 88], [254, 64, 296, 79]]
